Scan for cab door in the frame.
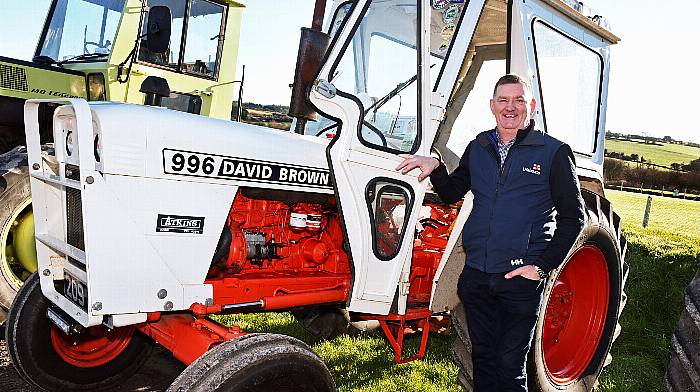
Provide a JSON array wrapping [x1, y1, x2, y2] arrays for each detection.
[[309, 0, 470, 315], [509, 0, 617, 172]]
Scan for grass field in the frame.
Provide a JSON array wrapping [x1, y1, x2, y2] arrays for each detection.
[[605, 139, 700, 167], [216, 190, 700, 391], [593, 190, 700, 391]]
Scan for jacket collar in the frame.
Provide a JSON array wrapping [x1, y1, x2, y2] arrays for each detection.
[[476, 120, 543, 147]]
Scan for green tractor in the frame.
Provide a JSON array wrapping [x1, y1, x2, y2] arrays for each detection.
[[0, 0, 244, 324]]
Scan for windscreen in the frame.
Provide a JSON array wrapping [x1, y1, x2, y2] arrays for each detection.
[[37, 0, 126, 62]]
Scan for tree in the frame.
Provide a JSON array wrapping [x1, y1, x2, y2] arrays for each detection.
[[690, 158, 700, 173]]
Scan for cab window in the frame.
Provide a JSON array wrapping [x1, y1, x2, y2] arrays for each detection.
[[138, 0, 225, 79], [532, 21, 603, 154]]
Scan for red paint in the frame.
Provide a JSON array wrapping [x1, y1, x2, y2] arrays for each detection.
[[358, 308, 433, 363], [137, 314, 246, 365], [542, 245, 610, 385], [51, 325, 134, 368]]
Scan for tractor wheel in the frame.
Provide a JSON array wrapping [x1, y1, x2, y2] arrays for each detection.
[[5, 273, 153, 391], [665, 265, 700, 391], [292, 306, 364, 340], [167, 333, 336, 392], [0, 147, 33, 325], [452, 190, 628, 391]]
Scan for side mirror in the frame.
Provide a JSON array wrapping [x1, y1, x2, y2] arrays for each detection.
[[143, 6, 172, 54]]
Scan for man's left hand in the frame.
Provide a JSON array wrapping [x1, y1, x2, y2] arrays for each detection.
[[504, 265, 541, 281]]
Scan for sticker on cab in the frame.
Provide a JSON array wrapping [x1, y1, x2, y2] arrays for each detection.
[[432, 0, 450, 10], [443, 4, 460, 23]]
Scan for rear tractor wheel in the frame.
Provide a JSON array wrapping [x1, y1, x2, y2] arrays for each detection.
[[666, 262, 700, 391], [5, 273, 153, 391], [168, 333, 336, 392], [452, 190, 628, 391], [0, 148, 34, 324]]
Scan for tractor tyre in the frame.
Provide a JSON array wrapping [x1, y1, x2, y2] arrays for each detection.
[[6, 273, 153, 391], [665, 266, 700, 391], [452, 190, 628, 391], [293, 306, 375, 340], [0, 147, 32, 325], [167, 333, 336, 392], [450, 303, 474, 390]]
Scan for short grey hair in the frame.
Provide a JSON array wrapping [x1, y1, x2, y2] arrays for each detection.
[[492, 74, 533, 100]]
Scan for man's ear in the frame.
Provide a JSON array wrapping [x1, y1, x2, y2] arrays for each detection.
[[490, 99, 496, 115], [529, 98, 536, 116]]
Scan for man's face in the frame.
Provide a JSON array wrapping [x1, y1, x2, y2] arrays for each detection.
[[490, 83, 536, 132]]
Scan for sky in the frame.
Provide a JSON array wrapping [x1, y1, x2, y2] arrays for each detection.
[[1, 0, 699, 143]]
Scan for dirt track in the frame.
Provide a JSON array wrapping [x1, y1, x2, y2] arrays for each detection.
[[0, 325, 185, 392]]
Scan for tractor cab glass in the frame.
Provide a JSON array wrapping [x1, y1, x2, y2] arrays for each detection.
[[305, 0, 467, 152], [36, 0, 126, 62], [138, 0, 226, 79]]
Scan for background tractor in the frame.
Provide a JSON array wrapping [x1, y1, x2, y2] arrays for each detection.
[[7, 0, 628, 391], [0, 0, 244, 324]]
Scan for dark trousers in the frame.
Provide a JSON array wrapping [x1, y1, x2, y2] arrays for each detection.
[[458, 267, 545, 392]]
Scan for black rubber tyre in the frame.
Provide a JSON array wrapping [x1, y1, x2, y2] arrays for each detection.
[[6, 273, 153, 391], [292, 306, 361, 340], [665, 264, 700, 391], [0, 147, 31, 325], [167, 333, 336, 392], [452, 190, 628, 391]]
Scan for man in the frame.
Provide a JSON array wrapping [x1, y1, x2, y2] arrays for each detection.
[[396, 74, 585, 391]]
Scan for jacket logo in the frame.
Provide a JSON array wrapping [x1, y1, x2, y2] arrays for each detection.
[[510, 258, 524, 266], [522, 163, 542, 175]]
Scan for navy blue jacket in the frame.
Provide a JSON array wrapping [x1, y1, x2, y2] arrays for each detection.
[[430, 124, 585, 273]]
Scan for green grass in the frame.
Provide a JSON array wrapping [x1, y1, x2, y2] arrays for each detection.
[[214, 312, 461, 392], [213, 190, 700, 391], [597, 190, 700, 391], [605, 138, 700, 167]]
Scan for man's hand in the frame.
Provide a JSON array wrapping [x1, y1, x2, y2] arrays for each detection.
[[396, 154, 440, 181], [504, 265, 541, 281]]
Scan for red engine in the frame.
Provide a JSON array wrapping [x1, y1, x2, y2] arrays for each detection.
[[202, 189, 351, 311], [201, 188, 458, 314]]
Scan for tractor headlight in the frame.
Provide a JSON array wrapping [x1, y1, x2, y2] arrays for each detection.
[[87, 73, 106, 101]]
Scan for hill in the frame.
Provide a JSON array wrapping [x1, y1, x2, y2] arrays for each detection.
[[605, 138, 700, 167]]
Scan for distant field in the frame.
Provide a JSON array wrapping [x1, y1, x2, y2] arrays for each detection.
[[605, 138, 700, 167]]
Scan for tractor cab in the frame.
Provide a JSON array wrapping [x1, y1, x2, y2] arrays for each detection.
[[12, 0, 244, 118], [301, 0, 618, 315]]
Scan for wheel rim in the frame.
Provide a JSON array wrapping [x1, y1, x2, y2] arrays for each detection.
[[542, 245, 610, 385], [51, 324, 135, 368], [1, 197, 35, 286]]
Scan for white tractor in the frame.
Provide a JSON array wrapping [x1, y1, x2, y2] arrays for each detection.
[[7, 0, 628, 391]]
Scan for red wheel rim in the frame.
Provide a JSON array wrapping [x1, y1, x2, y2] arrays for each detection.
[[542, 245, 610, 385], [51, 324, 134, 368]]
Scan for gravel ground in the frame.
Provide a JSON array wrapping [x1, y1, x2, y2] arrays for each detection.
[[0, 324, 185, 392]]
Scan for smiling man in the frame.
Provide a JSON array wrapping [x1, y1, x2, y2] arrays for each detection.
[[397, 74, 585, 391]]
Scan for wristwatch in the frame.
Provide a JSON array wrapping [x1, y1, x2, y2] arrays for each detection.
[[533, 265, 547, 280]]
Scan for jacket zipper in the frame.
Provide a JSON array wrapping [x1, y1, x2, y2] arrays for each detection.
[[485, 142, 516, 271]]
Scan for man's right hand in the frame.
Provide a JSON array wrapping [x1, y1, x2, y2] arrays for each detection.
[[396, 154, 440, 181]]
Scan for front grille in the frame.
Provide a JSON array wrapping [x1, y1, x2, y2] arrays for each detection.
[[66, 187, 85, 251], [0, 64, 29, 91]]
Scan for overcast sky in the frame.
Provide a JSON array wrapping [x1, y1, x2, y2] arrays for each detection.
[[2, 0, 699, 142]]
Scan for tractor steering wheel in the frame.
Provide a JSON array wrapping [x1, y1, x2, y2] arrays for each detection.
[[84, 40, 111, 55]]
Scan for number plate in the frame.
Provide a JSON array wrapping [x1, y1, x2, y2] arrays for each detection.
[[63, 271, 88, 311]]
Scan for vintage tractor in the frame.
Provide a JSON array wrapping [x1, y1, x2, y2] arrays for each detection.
[[0, 0, 244, 324], [7, 0, 628, 391]]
